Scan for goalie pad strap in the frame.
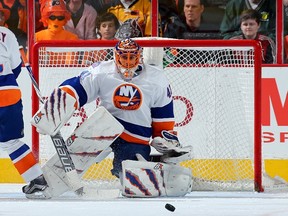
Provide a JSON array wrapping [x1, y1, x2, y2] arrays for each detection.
[[121, 160, 192, 197]]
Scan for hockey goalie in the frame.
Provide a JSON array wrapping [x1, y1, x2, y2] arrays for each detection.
[[28, 38, 193, 199]]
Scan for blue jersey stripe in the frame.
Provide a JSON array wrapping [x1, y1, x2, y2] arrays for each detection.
[[12, 63, 22, 79], [116, 117, 152, 138], [0, 74, 18, 87], [60, 76, 88, 107], [151, 101, 174, 119], [9, 144, 29, 161]]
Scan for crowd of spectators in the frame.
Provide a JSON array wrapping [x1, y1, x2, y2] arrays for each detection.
[[1, 0, 282, 63]]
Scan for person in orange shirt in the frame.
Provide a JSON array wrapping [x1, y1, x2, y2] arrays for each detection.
[[36, 0, 79, 66], [36, 0, 78, 41]]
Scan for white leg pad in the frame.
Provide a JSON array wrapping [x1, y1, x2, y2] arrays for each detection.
[[42, 154, 71, 197], [66, 106, 123, 175], [122, 160, 192, 197], [71, 147, 112, 177], [42, 106, 124, 196]]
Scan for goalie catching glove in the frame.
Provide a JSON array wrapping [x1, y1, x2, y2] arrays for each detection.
[[151, 130, 193, 164]]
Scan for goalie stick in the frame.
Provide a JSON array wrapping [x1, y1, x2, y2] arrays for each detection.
[[19, 47, 86, 196], [19, 46, 44, 104]]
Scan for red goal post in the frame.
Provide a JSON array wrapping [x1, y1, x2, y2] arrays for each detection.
[[31, 39, 263, 192]]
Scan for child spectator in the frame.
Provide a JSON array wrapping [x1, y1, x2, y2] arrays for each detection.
[[220, 0, 276, 41], [96, 12, 119, 40], [229, 9, 275, 64], [64, 0, 97, 40], [80, 12, 119, 66]]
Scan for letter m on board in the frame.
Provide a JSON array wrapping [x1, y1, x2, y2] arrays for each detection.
[[262, 78, 288, 126]]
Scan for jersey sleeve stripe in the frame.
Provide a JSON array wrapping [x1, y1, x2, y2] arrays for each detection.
[[60, 86, 79, 109], [0, 73, 19, 87], [116, 117, 152, 137], [60, 76, 88, 107], [120, 132, 150, 145], [151, 101, 174, 118], [151, 121, 174, 138]]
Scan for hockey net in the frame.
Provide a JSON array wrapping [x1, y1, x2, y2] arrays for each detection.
[[32, 39, 264, 192]]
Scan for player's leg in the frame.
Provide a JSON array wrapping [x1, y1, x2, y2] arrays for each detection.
[[110, 138, 151, 178], [122, 159, 192, 197], [0, 100, 50, 199], [112, 131, 193, 197]]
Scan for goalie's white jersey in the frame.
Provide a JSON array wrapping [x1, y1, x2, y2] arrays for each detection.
[[60, 60, 175, 145]]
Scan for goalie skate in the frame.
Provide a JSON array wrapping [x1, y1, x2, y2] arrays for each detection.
[[22, 175, 51, 199]]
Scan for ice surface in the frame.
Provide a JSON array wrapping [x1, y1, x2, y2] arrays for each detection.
[[1, 184, 288, 216]]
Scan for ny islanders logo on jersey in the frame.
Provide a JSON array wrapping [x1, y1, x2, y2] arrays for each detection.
[[113, 84, 142, 110]]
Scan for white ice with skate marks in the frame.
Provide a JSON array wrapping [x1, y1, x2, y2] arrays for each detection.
[[1, 184, 288, 216]]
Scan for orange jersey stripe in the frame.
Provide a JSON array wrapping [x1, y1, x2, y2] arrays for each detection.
[[0, 89, 21, 107], [152, 121, 175, 138], [14, 152, 37, 175], [59, 87, 79, 109], [120, 132, 150, 145]]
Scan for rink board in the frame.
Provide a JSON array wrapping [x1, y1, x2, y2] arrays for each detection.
[[1, 158, 288, 184]]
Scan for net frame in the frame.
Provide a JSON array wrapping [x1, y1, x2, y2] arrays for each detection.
[[31, 39, 262, 192]]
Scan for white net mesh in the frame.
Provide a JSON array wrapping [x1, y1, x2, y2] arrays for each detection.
[[34, 39, 262, 191]]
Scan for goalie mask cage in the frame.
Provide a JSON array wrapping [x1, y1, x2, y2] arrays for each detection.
[[32, 39, 263, 192]]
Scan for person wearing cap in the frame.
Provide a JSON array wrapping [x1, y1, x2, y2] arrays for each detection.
[[36, 0, 78, 41], [35, 0, 79, 65]]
